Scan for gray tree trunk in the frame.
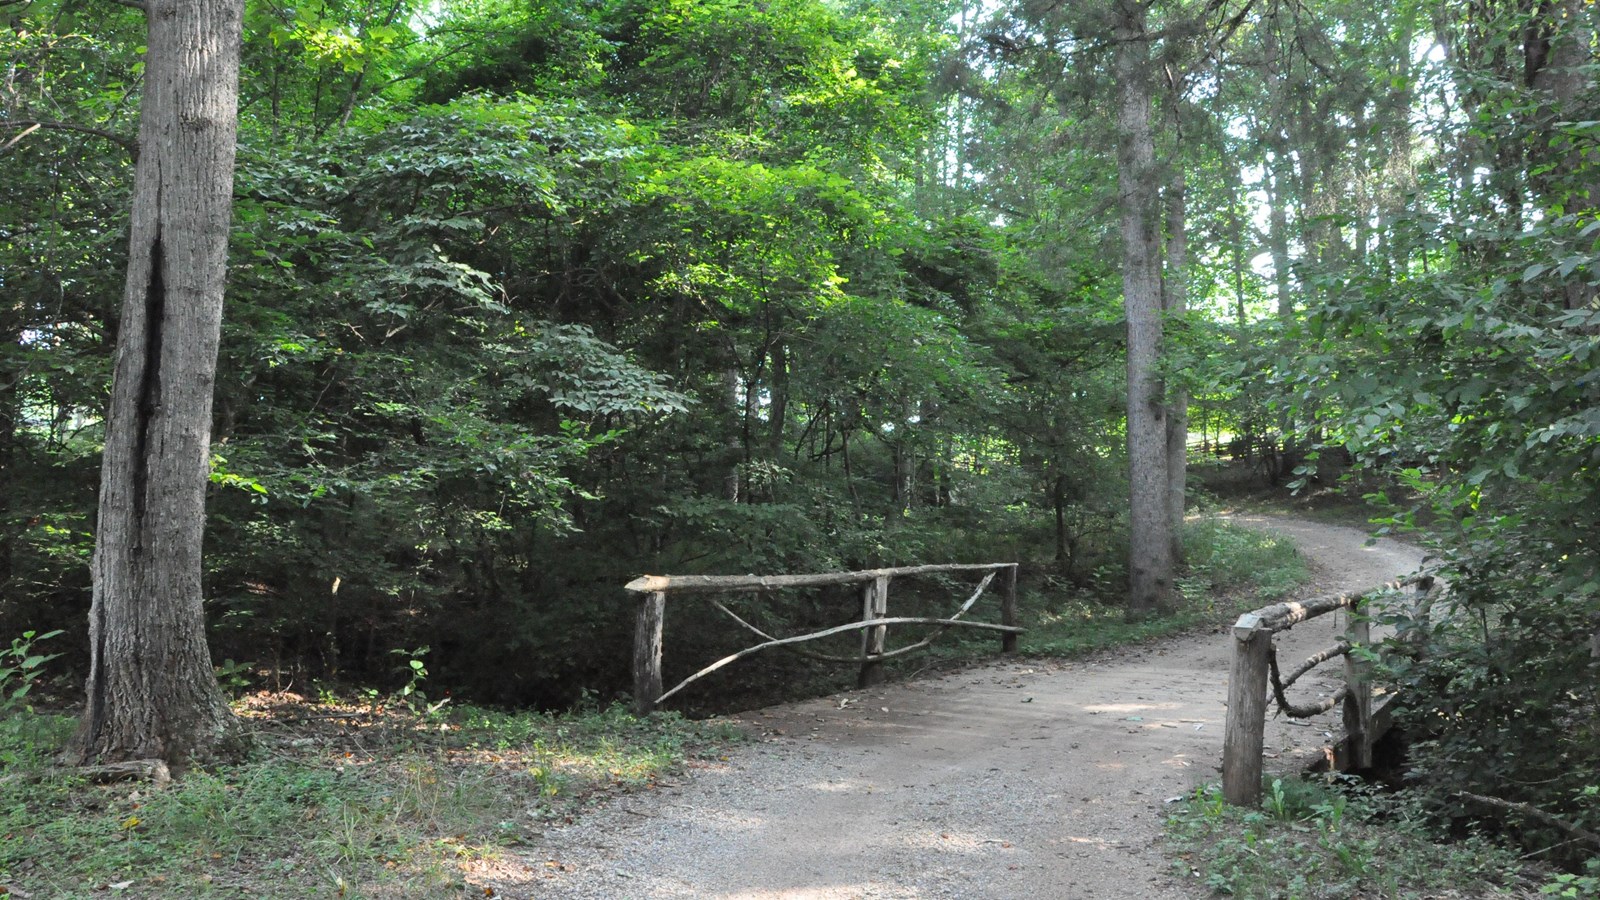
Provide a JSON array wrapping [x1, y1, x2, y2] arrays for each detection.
[[1528, 0, 1599, 310], [1263, 23, 1295, 323], [67, 0, 244, 767], [1115, 0, 1172, 616], [1163, 168, 1188, 564], [723, 367, 743, 502]]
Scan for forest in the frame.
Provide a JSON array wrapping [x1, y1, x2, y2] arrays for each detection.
[[2, 0, 1598, 892]]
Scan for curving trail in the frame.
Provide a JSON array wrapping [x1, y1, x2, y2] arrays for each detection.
[[482, 514, 1424, 899]]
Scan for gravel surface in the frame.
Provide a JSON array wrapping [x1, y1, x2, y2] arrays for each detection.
[[480, 514, 1425, 899]]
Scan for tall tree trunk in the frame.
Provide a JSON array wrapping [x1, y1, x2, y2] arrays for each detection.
[[1116, 0, 1172, 616], [723, 367, 742, 502], [1163, 168, 1188, 564], [767, 340, 788, 459], [0, 364, 15, 601], [1053, 472, 1070, 565], [1266, 160, 1294, 321], [1263, 21, 1295, 323], [67, 0, 244, 767], [1226, 150, 1249, 328], [1527, 0, 1600, 309]]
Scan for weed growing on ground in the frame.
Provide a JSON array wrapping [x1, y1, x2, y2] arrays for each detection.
[[1167, 779, 1538, 899], [0, 696, 744, 898], [1180, 518, 1309, 603], [1021, 518, 1309, 658]]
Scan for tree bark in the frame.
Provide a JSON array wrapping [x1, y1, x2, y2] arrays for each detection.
[[723, 367, 742, 502], [1262, 22, 1295, 323], [766, 340, 788, 459], [0, 364, 15, 599], [1527, 0, 1599, 309], [1163, 167, 1188, 564], [1115, 0, 1172, 615], [67, 0, 244, 767]]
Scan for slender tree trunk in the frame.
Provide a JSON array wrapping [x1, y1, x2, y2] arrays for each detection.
[[67, 0, 244, 767], [1226, 151, 1249, 328], [1264, 40, 1296, 451], [1116, 0, 1172, 616], [1163, 168, 1188, 564], [1263, 23, 1295, 323], [1381, 27, 1416, 279], [723, 367, 742, 502], [893, 439, 909, 512], [1053, 472, 1069, 564], [0, 365, 15, 599], [1267, 163, 1294, 321], [1528, 0, 1599, 309], [767, 341, 788, 459]]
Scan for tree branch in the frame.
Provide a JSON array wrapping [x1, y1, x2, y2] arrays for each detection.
[[105, 0, 147, 11], [1457, 792, 1600, 850], [0, 120, 136, 157]]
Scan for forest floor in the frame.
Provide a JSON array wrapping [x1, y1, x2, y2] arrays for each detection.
[[478, 514, 1425, 899]]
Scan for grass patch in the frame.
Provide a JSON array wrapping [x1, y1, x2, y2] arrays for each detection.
[[1021, 599, 1212, 656], [1166, 778, 1539, 899], [1021, 517, 1310, 658], [0, 696, 743, 898]]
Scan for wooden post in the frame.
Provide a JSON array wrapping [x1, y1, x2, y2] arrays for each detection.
[[1223, 613, 1271, 806], [633, 591, 666, 716], [858, 576, 890, 687], [1342, 603, 1373, 770], [1001, 564, 1019, 653]]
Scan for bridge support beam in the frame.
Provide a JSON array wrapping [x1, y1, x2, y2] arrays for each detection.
[[1223, 614, 1271, 806], [1001, 565, 1019, 653], [633, 591, 665, 716], [858, 576, 890, 687], [1342, 609, 1373, 770]]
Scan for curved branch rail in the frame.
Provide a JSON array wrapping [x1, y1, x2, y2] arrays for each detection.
[[655, 615, 1022, 706], [625, 562, 1017, 595], [629, 563, 1020, 714], [1269, 645, 1351, 719], [1223, 574, 1438, 807]]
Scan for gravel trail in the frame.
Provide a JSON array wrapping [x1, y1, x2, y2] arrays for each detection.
[[483, 514, 1424, 899]]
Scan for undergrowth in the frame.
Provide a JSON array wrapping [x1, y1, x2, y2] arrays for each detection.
[[1167, 778, 1542, 899], [1019, 517, 1309, 658], [0, 696, 742, 898]]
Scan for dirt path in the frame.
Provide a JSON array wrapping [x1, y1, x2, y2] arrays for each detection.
[[484, 514, 1424, 899]]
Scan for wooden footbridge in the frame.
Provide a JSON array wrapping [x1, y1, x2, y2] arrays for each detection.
[[624, 557, 1440, 810], [624, 562, 1021, 715]]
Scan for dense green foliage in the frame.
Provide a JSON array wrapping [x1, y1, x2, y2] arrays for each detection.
[[3, 0, 1135, 710], [1242, 1, 1600, 859], [3, 0, 1598, 869]]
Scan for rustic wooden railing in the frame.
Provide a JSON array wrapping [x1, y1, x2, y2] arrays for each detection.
[[624, 563, 1021, 715], [1222, 574, 1440, 806]]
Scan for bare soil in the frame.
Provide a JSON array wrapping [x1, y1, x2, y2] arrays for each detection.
[[484, 514, 1424, 899]]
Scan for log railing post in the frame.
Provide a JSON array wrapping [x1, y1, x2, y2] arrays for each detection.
[[1001, 564, 1019, 653], [1223, 613, 1271, 806], [858, 576, 890, 687], [1342, 602, 1373, 770], [633, 591, 666, 715]]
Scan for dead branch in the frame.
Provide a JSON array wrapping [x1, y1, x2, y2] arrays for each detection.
[[1458, 791, 1600, 850], [626, 562, 1015, 594], [655, 615, 1023, 705], [1268, 645, 1349, 718]]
